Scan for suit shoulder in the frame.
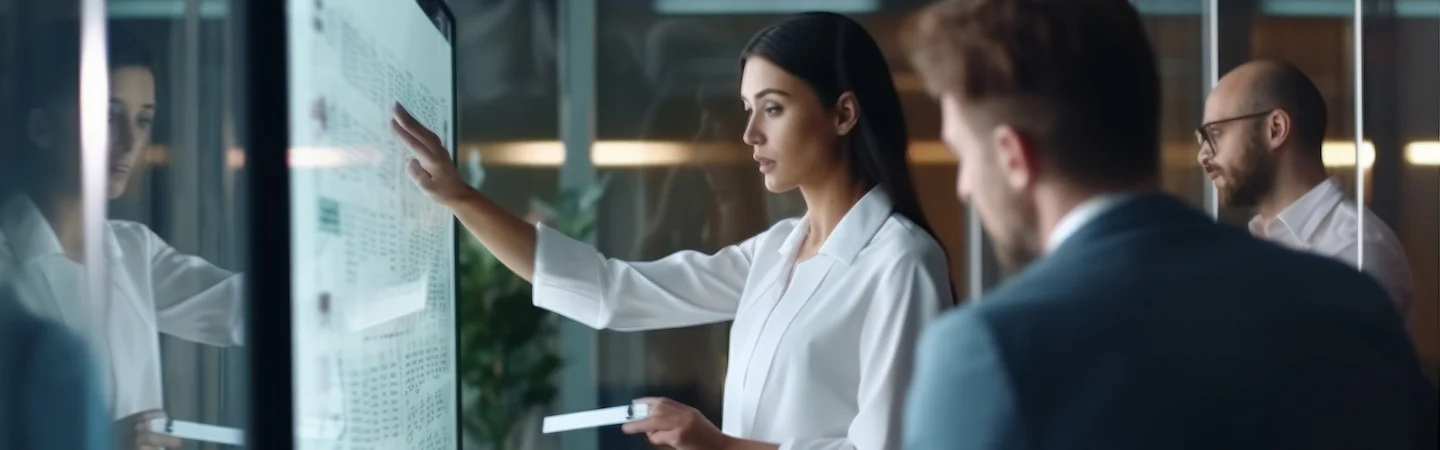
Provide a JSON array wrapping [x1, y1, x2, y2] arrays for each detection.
[[928, 303, 992, 337], [1288, 250, 1396, 315], [1262, 239, 1384, 288], [0, 301, 88, 360]]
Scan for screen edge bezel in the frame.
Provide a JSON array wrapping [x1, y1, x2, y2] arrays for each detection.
[[414, 0, 464, 448]]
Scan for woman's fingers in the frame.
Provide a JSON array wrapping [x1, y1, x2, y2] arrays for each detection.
[[391, 103, 444, 155], [390, 117, 442, 167], [391, 103, 478, 206], [136, 431, 183, 448], [406, 158, 434, 189], [130, 409, 167, 424], [645, 430, 679, 447], [633, 396, 672, 409], [621, 397, 680, 435], [621, 415, 666, 435]]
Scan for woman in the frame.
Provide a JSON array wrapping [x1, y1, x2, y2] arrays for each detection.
[[394, 12, 952, 450], [0, 24, 243, 450]]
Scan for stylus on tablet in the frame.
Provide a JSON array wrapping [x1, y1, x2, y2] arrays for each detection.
[[146, 418, 245, 446], [542, 403, 650, 434]]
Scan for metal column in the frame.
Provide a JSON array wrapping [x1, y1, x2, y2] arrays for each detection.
[[1354, 0, 1366, 268], [1202, 0, 1220, 218], [79, 0, 111, 318], [965, 208, 984, 299], [557, 0, 599, 449]]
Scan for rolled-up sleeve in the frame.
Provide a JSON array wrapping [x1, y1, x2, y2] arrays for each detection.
[[138, 224, 245, 347], [532, 223, 758, 331]]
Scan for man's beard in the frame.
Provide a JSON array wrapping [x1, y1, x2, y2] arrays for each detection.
[[994, 234, 1041, 273], [985, 197, 1042, 273], [1218, 135, 1275, 208]]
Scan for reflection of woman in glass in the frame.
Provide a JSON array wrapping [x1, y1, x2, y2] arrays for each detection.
[[627, 84, 772, 427], [0, 25, 243, 450], [395, 12, 952, 450], [633, 85, 770, 259]]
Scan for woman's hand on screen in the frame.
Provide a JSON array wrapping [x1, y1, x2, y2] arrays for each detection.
[[390, 103, 475, 207]]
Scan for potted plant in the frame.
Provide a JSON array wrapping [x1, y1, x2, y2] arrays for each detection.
[[457, 174, 610, 450]]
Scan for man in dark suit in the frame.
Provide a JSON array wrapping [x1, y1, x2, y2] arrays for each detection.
[[0, 284, 110, 450], [899, 0, 1437, 449]]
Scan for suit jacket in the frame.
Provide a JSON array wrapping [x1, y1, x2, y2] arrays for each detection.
[[0, 284, 110, 450], [904, 194, 1436, 450]]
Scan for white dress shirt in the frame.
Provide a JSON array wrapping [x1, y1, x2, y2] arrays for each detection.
[[1249, 177, 1414, 325], [0, 195, 245, 419], [532, 188, 950, 450]]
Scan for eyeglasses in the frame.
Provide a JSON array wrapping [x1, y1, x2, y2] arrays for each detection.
[[1194, 110, 1274, 154]]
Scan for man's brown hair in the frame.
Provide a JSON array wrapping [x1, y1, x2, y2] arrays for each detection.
[[904, 0, 1161, 187]]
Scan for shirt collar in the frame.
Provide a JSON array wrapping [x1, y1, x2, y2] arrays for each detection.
[[1047, 193, 1140, 252], [1248, 177, 1345, 242], [0, 194, 125, 265], [778, 187, 894, 265]]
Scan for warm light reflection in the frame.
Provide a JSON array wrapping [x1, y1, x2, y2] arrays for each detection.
[[468, 139, 1414, 168], [1321, 140, 1376, 168], [468, 140, 705, 167], [288, 146, 364, 168], [148, 146, 361, 169], [1405, 141, 1440, 166], [143, 140, 1440, 169]]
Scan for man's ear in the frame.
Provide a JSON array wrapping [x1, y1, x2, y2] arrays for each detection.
[[1267, 109, 1292, 151], [833, 91, 860, 137], [26, 108, 55, 149], [991, 124, 1039, 191]]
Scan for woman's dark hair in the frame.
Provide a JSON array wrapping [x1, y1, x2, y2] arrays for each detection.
[[741, 12, 954, 300], [11, 23, 154, 116], [1, 22, 154, 196]]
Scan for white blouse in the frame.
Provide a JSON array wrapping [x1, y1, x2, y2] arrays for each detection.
[[0, 196, 244, 419], [532, 188, 950, 450]]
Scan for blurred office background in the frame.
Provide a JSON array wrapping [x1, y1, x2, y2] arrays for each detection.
[[455, 1, 1440, 449], [0, 1, 1435, 449]]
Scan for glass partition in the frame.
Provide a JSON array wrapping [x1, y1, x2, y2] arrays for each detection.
[[0, 0, 109, 446], [447, 1, 564, 449], [106, 0, 251, 442], [2, 0, 250, 448], [1210, 0, 1438, 379], [1354, 0, 1439, 380]]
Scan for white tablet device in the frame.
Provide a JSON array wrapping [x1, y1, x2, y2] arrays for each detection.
[[542, 403, 651, 434], [147, 418, 245, 446]]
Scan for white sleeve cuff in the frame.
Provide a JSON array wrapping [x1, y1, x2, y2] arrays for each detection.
[[532, 223, 611, 329]]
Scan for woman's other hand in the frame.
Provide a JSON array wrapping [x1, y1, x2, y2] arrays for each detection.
[[621, 397, 734, 450], [114, 409, 183, 450], [390, 103, 475, 207]]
